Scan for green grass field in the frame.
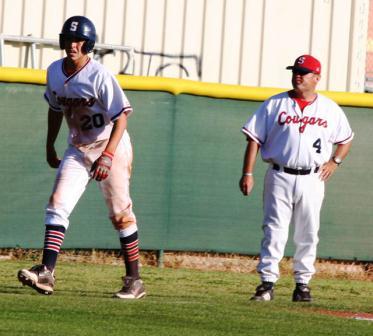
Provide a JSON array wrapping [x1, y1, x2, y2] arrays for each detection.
[[0, 260, 372, 336]]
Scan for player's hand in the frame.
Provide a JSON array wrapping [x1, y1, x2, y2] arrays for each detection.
[[90, 151, 114, 181], [46, 146, 61, 168], [319, 160, 338, 181], [239, 175, 254, 195]]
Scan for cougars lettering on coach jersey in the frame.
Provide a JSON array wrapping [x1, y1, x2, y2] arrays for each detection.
[[44, 58, 132, 146], [242, 92, 354, 168]]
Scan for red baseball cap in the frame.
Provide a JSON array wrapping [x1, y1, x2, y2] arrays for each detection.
[[286, 55, 321, 74]]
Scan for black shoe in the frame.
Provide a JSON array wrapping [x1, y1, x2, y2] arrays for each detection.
[[250, 282, 274, 301], [292, 284, 312, 302]]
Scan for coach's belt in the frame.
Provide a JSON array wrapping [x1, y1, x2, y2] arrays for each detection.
[[273, 163, 319, 175]]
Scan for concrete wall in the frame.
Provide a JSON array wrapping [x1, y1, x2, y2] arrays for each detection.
[[0, 0, 370, 92]]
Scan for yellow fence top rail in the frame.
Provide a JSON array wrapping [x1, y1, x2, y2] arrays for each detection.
[[1, 66, 373, 107]]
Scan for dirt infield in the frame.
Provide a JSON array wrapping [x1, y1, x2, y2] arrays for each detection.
[[314, 309, 373, 321], [1, 248, 371, 281]]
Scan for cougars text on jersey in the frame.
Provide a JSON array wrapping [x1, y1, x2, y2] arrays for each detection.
[[277, 111, 328, 133], [53, 91, 96, 107]]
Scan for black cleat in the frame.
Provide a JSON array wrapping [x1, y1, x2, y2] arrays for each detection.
[[250, 282, 274, 301], [292, 284, 312, 302]]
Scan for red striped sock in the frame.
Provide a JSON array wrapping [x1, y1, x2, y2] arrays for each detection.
[[120, 231, 139, 278], [42, 225, 65, 271]]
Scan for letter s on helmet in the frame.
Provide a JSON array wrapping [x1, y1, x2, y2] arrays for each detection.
[[59, 16, 96, 53]]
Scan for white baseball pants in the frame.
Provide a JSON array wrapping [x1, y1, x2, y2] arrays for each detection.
[[257, 166, 325, 284], [44, 131, 136, 230]]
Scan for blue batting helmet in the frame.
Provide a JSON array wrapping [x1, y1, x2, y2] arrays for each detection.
[[59, 16, 96, 53]]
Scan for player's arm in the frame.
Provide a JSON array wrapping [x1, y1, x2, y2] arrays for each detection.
[[46, 108, 63, 168], [319, 141, 352, 181], [104, 112, 128, 154], [239, 139, 260, 196], [91, 112, 128, 181]]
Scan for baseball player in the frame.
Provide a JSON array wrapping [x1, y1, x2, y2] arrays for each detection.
[[240, 55, 353, 302], [17, 16, 145, 299]]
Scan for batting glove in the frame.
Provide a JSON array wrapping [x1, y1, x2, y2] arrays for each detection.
[[90, 151, 114, 181]]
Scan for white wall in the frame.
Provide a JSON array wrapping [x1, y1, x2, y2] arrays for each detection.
[[0, 0, 369, 92]]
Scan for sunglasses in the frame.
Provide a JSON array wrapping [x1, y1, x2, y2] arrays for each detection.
[[292, 69, 313, 76]]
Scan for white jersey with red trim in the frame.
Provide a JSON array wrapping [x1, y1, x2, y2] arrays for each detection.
[[44, 58, 132, 146], [242, 92, 354, 168]]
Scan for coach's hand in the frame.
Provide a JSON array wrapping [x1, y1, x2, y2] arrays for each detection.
[[239, 174, 254, 196], [319, 160, 338, 181], [46, 146, 61, 168], [90, 151, 113, 181]]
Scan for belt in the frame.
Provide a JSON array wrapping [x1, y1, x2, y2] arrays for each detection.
[[273, 163, 319, 175]]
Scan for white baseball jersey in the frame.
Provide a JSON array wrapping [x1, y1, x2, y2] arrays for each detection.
[[44, 58, 132, 146], [241, 91, 354, 284], [242, 92, 354, 168], [43, 57, 136, 231]]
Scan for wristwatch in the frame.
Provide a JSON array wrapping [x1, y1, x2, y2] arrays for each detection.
[[332, 156, 342, 165]]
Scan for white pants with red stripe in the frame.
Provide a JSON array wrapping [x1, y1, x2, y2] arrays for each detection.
[[257, 167, 325, 284]]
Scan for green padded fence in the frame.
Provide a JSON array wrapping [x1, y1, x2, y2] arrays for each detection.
[[0, 82, 372, 261]]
